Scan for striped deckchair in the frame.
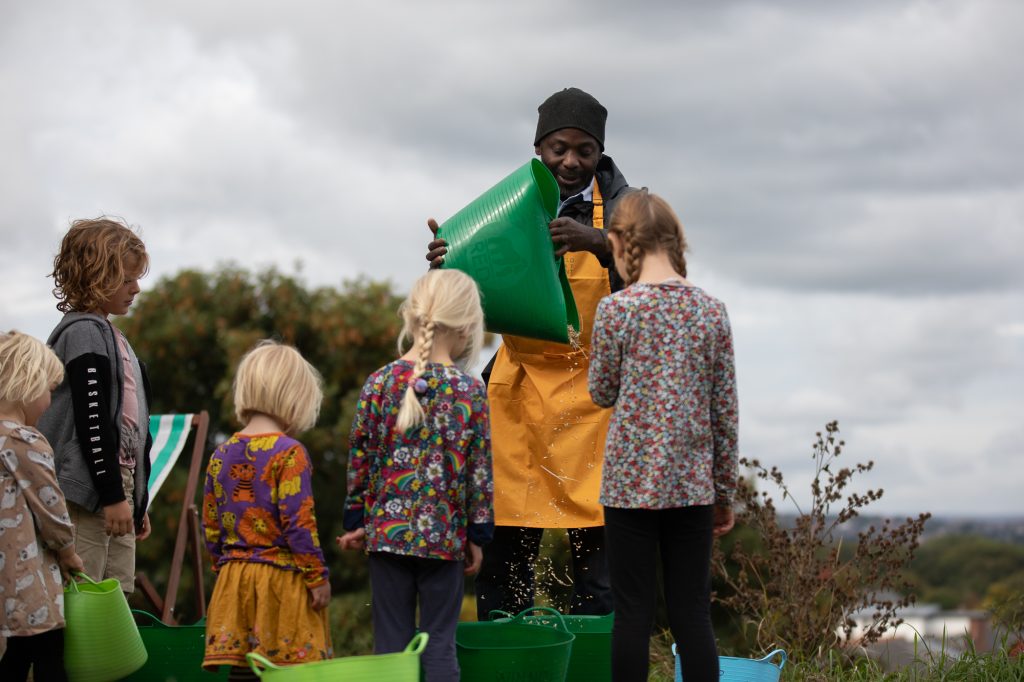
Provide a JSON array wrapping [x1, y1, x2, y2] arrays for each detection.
[[138, 411, 211, 623], [147, 413, 194, 507]]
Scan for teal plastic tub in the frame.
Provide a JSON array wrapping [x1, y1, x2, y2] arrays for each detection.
[[673, 644, 786, 681]]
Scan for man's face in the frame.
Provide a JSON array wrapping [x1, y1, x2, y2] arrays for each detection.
[[535, 128, 601, 199]]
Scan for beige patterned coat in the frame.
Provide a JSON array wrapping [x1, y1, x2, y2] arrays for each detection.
[[0, 421, 75, 636]]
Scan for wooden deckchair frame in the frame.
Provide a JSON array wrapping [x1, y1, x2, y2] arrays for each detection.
[[134, 411, 210, 625]]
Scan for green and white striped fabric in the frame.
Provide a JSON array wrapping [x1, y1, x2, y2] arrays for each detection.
[[147, 413, 194, 508]]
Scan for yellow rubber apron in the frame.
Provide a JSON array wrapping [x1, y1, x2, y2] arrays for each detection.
[[488, 180, 611, 527]]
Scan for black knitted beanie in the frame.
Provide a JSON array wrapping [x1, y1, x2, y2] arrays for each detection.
[[534, 87, 607, 150]]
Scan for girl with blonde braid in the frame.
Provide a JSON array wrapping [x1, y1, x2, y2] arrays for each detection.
[[589, 191, 739, 682], [338, 269, 493, 682]]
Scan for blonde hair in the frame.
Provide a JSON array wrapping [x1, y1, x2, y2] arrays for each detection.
[[51, 217, 149, 313], [395, 269, 484, 432], [607, 191, 688, 285], [0, 331, 65, 406], [233, 340, 323, 436]]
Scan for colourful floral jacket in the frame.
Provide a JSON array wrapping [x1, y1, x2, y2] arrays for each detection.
[[589, 283, 739, 509], [344, 360, 494, 561], [202, 433, 328, 587]]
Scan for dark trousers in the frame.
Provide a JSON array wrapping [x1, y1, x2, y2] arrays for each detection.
[[0, 628, 68, 682], [475, 525, 612, 620], [369, 552, 464, 682], [604, 505, 718, 682]]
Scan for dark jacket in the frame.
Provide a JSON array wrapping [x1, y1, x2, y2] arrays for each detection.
[[37, 313, 153, 530], [558, 153, 636, 295]]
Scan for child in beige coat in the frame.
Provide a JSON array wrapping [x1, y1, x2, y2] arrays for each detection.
[[0, 331, 84, 681]]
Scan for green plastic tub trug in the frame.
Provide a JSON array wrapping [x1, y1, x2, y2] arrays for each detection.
[[246, 632, 427, 681], [437, 159, 580, 344], [132, 610, 229, 681], [457, 606, 575, 682]]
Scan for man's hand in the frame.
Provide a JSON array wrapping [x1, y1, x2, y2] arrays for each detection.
[[548, 217, 608, 259], [308, 582, 331, 611], [58, 545, 85, 581], [464, 542, 483, 576], [103, 500, 134, 537], [136, 512, 152, 541], [712, 503, 735, 538], [426, 218, 447, 269], [336, 528, 366, 551]]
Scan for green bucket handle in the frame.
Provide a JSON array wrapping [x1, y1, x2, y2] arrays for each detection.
[[404, 631, 429, 655], [487, 609, 514, 620], [758, 649, 787, 670], [509, 606, 571, 634], [246, 651, 277, 677], [246, 633, 429, 676], [131, 608, 206, 627], [131, 609, 168, 627], [65, 571, 101, 592]]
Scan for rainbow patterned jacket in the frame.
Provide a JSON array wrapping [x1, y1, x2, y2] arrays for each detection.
[[344, 359, 494, 561]]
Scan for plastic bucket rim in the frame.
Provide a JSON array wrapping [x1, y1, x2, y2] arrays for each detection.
[[528, 158, 561, 219], [672, 643, 788, 672], [247, 632, 428, 677]]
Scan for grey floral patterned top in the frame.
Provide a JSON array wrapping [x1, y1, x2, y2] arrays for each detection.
[[588, 282, 739, 509], [0, 421, 75, 636]]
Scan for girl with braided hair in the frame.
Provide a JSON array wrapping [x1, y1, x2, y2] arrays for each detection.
[[588, 191, 739, 682], [338, 269, 493, 682]]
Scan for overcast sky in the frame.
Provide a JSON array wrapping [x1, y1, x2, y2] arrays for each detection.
[[2, 1, 1021, 518]]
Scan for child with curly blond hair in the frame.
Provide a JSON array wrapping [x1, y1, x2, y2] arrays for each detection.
[[38, 217, 153, 595], [202, 341, 331, 679]]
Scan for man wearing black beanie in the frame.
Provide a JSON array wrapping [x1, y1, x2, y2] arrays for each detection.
[[426, 87, 636, 620]]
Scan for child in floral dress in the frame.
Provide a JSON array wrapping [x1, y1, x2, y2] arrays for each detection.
[[202, 341, 331, 679], [337, 269, 493, 682], [588, 191, 739, 682]]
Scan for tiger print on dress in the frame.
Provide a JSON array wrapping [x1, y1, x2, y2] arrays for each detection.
[[229, 462, 257, 502]]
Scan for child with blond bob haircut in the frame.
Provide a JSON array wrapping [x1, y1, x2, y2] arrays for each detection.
[[589, 191, 739, 682], [38, 217, 154, 595], [202, 341, 331, 679], [338, 269, 493, 682], [0, 331, 84, 681]]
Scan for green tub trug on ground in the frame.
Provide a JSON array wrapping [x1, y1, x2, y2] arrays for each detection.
[[132, 610, 229, 681], [457, 606, 576, 682], [247, 632, 427, 682], [490, 610, 613, 682]]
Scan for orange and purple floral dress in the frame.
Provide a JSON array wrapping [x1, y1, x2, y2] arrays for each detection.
[[202, 432, 331, 670]]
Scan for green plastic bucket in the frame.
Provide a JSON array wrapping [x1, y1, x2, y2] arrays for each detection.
[[457, 606, 575, 682], [437, 158, 580, 344], [246, 632, 427, 681], [673, 644, 786, 682], [498, 612, 612, 682], [131, 610, 229, 681], [64, 573, 148, 682]]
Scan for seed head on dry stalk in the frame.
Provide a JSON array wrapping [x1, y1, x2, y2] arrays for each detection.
[[712, 421, 931, 662]]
